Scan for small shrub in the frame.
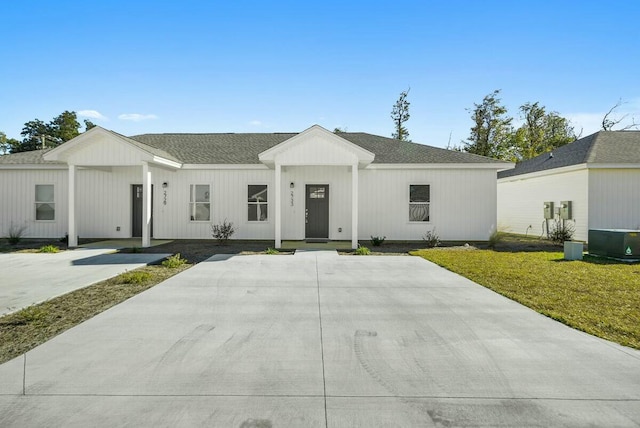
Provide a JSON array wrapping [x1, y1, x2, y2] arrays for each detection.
[[118, 271, 152, 284], [487, 230, 504, 249], [265, 247, 280, 255], [7, 222, 27, 245], [12, 306, 48, 326], [370, 235, 386, 246], [211, 219, 236, 244], [355, 245, 371, 255], [39, 245, 60, 253], [422, 228, 440, 248], [130, 246, 142, 253], [549, 220, 575, 245], [162, 253, 187, 268]]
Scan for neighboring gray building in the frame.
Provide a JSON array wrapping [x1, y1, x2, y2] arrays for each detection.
[[498, 131, 640, 241]]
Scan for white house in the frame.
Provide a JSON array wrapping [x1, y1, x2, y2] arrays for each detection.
[[498, 131, 640, 242], [0, 125, 510, 248]]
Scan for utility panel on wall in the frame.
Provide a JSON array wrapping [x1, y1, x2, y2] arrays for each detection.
[[559, 201, 572, 220], [543, 201, 554, 219]]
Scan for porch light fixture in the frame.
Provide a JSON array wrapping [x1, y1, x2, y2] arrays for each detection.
[[162, 182, 169, 188], [290, 182, 295, 188]]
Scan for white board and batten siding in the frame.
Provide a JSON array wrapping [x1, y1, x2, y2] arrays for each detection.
[[280, 165, 353, 241], [152, 167, 275, 240], [498, 168, 589, 241], [360, 167, 498, 241], [0, 169, 68, 239]]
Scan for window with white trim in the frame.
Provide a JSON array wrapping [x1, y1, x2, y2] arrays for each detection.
[[35, 184, 55, 221], [189, 184, 210, 221], [409, 184, 430, 222], [248, 185, 268, 222]]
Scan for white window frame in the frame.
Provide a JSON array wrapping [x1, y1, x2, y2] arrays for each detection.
[[409, 184, 430, 222], [189, 184, 211, 222], [247, 184, 268, 222], [35, 184, 55, 222]]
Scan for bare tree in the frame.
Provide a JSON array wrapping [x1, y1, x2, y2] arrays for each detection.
[[602, 99, 639, 131], [391, 88, 411, 141]]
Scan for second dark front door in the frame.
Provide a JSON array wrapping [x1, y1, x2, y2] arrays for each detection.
[[305, 184, 329, 239]]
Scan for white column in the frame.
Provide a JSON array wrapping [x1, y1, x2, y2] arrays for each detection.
[[68, 164, 77, 247], [275, 163, 282, 248], [351, 163, 359, 249], [142, 162, 152, 248]]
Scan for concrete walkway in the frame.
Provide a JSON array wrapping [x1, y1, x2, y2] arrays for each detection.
[[0, 242, 170, 316], [1, 251, 639, 427]]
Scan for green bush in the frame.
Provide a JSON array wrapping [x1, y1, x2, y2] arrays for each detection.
[[487, 230, 504, 249], [265, 247, 280, 255], [118, 271, 152, 284], [162, 253, 187, 268], [370, 235, 386, 246], [38, 245, 60, 253], [355, 245, 371, 255], [211, 219, 236, 244], [422, 228, 440, 248], [13, 306, 48, 325], [7, 223, 27, 245], [549, 220, 575, 245]]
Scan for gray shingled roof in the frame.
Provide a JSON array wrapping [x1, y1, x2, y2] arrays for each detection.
[[0, 130, 506, 165], [131, 132, 503, 164], [498, 131, 640, 179], [0, 148, 63, 165]]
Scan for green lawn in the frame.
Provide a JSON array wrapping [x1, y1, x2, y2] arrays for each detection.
[[411, 249, 640, 349]]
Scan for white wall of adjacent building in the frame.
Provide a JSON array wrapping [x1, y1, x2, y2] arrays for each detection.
[[498, 167, 590, 241], [588, 168, 640, 232]]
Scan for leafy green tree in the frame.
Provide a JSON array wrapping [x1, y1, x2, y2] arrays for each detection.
[[84, 119, 97, 131], [0, 132, 20, 155], [463, 90, 513, 158], [391, 88, 411, 141], [11, 111, 83, 153], [509, 102, 575, 161], [49, 110, 80, 144], [17, 119, 50, 152]]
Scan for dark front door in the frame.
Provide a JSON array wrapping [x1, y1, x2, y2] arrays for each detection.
[[132, 184, 153, 237], [305, 184, 329, 240]]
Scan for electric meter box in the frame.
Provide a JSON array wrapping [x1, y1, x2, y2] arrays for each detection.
[[589, 229, 640, 260], [559, 201, 572, 220], [543, 202, 554, 219]]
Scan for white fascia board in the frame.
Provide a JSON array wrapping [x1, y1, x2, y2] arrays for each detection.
[[498, 163, 587, 183], [152, 156, 182, 169], [180, 164, 270, 170], [367, 163, 514, 170], [0, 164, 68, 170], [587, 163, 640, 169]]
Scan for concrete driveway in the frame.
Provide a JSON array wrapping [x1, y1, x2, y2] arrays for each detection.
[[1, 250, 639, 427], [0, 245, 170, 316]]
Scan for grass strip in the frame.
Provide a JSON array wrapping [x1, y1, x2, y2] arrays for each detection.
[[411, 249, 640, 349], [0, 263, 190, 364]]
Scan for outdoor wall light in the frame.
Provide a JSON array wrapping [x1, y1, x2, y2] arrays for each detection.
[[162, 182, 168, 188], [290, 182, 295, 188]]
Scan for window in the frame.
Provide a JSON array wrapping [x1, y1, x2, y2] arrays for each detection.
[[189, 184, 210, 221], [248, 185, 268, 221], [409, 185, 430, 222], [309, 187, 325, 199], [35, 185, 55, 221]]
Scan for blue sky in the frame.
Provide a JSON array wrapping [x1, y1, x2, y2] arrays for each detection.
[[1, 0, 639, 148]]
